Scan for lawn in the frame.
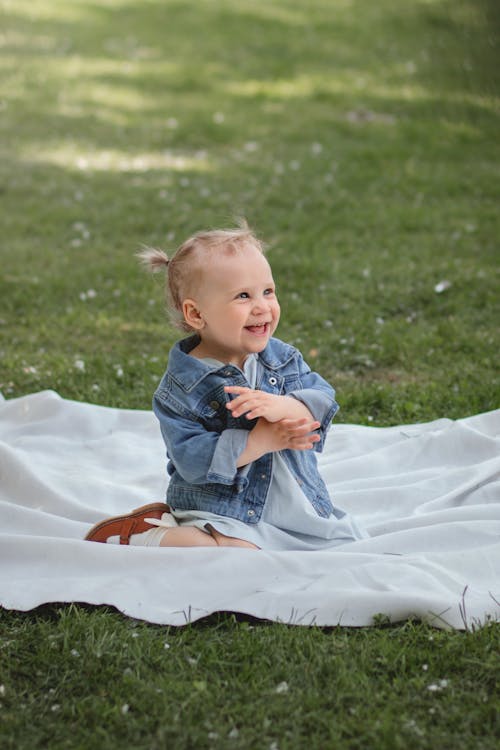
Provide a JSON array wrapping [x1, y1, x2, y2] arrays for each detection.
[[0, 0, 499, 748]]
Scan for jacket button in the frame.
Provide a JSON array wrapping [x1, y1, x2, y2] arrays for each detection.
[[247, 509, 255, 517], [209, 400, 220, 410], [269, 376, 277, 386]]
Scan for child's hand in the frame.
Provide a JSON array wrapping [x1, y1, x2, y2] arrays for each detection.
[[254, 417, 321, 454], [236, 416, 321, 467], [225, 386, 308, 423]]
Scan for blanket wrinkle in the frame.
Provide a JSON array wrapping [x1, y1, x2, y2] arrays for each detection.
[[0, 390, 499, 630]]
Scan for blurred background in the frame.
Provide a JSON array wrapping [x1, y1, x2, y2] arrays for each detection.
[[1, 0, 498, 422]]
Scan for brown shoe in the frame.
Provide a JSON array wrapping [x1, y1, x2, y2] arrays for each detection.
[[85, 502, 170, 545]]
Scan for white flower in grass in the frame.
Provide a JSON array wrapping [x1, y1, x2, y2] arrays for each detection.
[[289, 160, 300, 171], [244, 141, 258, 152], [213, 112, 225, 124], [79, 288, 97, 301], [275, 681, 289, 694], [114, 365, 124, 378], [228, 727, 239, 739], [70, 649, 80, 657], [311, 142, 323, 155], [51, 704, 61, 712], [0, 685, 5, 696], [434, 280, 451, 294], [427, 679, 449, 692], [166, 118, 178, 129], [121, 703, 130, 715], [74, 359, 85, 372], [164, 642, 170, 650]]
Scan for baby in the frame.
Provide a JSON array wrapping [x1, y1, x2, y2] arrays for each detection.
[[85, 224, 366, 549]]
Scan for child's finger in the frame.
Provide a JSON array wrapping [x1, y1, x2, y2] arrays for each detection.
[[283, 419, 320, 433], [226, 396, 261, 417], [290, 437, 317, 450], [225, 393, 256, 409]]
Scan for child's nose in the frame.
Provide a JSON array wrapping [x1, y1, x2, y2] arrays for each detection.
[[252, 298, 270, 314]]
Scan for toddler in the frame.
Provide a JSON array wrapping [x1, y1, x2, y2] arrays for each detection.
[[85, 224, 366, 549]]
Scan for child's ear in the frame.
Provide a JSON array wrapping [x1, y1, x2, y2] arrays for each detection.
[[182, 299, 205, 330]]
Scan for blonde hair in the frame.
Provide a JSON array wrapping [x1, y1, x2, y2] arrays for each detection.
[[138, 222, 265, 332]]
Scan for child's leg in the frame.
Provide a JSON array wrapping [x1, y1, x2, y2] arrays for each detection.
[[85, 504, 258, 549], [158, 525, 259, 549]]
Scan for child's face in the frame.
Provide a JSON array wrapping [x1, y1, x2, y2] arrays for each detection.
[[184, 244, 280, 366]]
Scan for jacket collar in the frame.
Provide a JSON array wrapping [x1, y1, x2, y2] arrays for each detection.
[[167, 335, 296, 392]]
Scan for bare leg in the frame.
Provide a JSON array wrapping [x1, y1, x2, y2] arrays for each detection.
[[159, 525, 259, 549]]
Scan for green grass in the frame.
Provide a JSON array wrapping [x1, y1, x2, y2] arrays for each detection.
[[1, 607, 499, 750], [1, 0, 499, 747]]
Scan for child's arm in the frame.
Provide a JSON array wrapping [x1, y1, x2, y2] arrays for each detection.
[[153, 395, 249, 488], [236, 416, 320, 467], [224, 386, 313, 423], [226, 347, 339, 453]]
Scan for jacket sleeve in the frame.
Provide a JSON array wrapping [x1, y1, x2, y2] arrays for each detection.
[[286, 350, 339, 452], [153, 394, 251, 489]]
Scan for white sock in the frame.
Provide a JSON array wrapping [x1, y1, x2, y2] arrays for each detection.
[[106, 512, 178, 546]]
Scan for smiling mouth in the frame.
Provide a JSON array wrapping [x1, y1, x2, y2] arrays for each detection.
[[245, 323, 269, 335]]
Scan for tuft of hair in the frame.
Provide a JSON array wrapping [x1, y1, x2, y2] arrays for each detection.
[[136, 246, 169, 273]]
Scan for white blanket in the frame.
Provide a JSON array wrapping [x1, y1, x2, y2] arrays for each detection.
[[1, 390, 499, 629]]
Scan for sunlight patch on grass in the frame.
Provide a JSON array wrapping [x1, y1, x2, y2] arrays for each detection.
[[225, 72, 430, 102], [21, 144, 214, 174], [1, 0, 88, 22], [62, 78, 157, 114], [226, 72, 497, 113]]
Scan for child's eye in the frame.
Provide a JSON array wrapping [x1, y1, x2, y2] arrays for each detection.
[[264, 288, 275, 296], [237, 292, 250, 299]]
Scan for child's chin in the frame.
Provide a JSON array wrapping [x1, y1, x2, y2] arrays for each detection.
[[254, 339, 270, 352]]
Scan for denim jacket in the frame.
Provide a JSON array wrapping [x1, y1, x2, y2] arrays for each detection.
[[153, 335, 339, 524]]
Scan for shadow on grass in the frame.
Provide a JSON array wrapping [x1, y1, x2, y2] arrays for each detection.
[[1, 0, 498, 159]]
